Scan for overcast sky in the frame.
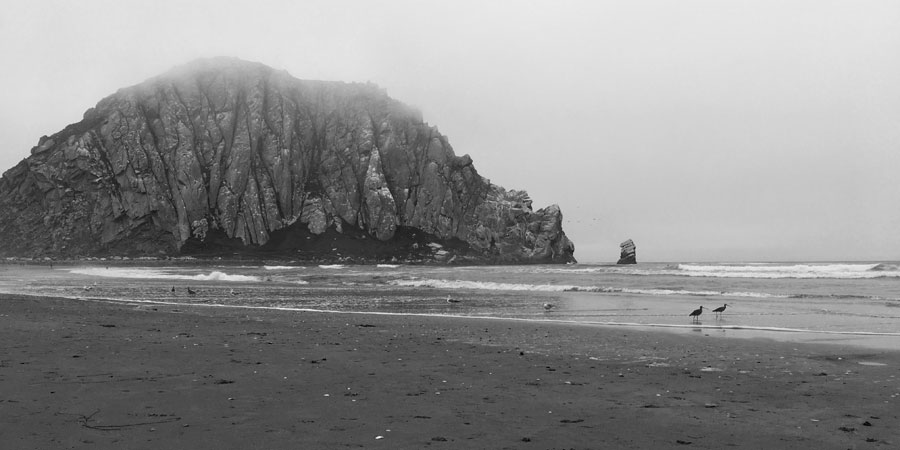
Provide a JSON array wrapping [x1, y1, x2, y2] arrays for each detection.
[[1, 0, 898, 262]]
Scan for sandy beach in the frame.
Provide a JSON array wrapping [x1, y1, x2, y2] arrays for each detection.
[[1, 294, 898, 449]]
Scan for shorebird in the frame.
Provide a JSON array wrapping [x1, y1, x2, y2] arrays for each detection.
[[83, 285, 92, 291], [446, 295, 460, 304], [187, 287, 197, 295], [171, 286, 175, 293], [689, 306, 704, 322], [230, 288, 241, 296], [712, 304, 729, 319], [543, 303, 555, 311]]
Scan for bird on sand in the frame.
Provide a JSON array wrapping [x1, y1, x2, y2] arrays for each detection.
[[543, 303, 555, 311], [446, 294, 460, 304], [171, 286, 175, 293], [689, 306, 704, 322], [187, 287, 197, 295], [712, 304, 729, 318], [230, 288, 241, 296]]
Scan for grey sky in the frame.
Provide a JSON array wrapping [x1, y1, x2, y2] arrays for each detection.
[[2, 0, 898, 262]]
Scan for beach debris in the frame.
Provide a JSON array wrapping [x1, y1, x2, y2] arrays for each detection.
[[375, 436, 384, 440], [431, 437, 448, 442], [676, 440, 692, 445], [77, 409, 181, 431]]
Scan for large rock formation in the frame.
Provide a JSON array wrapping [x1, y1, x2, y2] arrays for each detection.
[[0, 58, 575, 264]]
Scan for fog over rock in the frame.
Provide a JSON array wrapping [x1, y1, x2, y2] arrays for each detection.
[[0, 58, 575, 263]]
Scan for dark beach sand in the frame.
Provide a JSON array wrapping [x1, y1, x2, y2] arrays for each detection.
[[1, 294, 898, 449]]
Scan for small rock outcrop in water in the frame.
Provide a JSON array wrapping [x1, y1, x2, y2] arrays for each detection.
[[0, 58, 575, 264], [617, 239, 636, 264]]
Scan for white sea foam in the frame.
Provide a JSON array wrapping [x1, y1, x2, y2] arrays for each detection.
[[264, 265, 302, 270], [389, 279, 570, 291], [318, 264, 346, 269], [387, 278, 784, 298], [376, 264, 401, 268], [189, 271, 260, 282], [544, 262, 900, 279], [68, 267, 261, 282], [673, 263, 900, 279]]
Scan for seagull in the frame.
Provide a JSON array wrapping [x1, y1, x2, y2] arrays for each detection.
[[543, 303, 555, 311], [712, 304, 729, 319], [689, 306, 704, 322], [187, 287, 197, 295], [83, 285, 92, 291], [446, 295, 460, 304], [230, 288, 240, 296]]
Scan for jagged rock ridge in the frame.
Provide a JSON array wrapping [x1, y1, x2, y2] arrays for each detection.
[[0, 57, 575, 263]]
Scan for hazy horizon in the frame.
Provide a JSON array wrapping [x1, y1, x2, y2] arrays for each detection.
[[2, 1, 898, 263]]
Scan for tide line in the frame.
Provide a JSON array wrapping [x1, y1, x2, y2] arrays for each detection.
[[39, 293, 900, 339]]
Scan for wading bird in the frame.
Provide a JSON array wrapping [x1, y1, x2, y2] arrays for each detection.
[[689, 306, 704, 322], [712, 304, 729, 319]]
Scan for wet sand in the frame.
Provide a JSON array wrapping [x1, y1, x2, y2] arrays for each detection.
[[1, 294, 898, 449]]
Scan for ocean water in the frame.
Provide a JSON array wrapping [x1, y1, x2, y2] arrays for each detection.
[[1, 261, 898, 349]]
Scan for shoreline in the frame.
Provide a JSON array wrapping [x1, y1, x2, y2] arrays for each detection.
[[2, 293, 898, 448], [8, 288, 900, 352]]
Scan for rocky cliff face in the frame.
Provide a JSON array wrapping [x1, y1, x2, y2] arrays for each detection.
[[0, 58, 575, 263]]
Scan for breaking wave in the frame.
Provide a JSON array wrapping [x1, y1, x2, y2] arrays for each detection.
[[387, 278, 785, 298], [870, 263, 900, 272], [68, 267, 261, 282], [673, 263, 900, 279], [263, 265, 302, 270]]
